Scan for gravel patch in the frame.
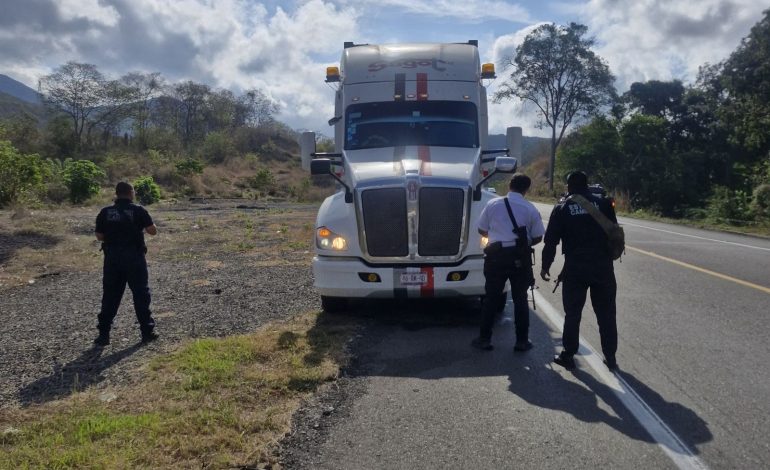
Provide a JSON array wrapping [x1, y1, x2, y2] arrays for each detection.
[[0, 201, 320, 408]]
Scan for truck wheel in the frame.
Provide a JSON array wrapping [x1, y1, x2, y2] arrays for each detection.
[[321, 296, 348, 313]]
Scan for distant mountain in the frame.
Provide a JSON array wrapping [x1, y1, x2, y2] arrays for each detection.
[[0, 74, 41, 104], [0, 91, 47, 122], [487, 134, 550, 166]]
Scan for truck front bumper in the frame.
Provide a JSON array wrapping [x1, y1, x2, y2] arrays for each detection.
[[312, 255, 487, 299]]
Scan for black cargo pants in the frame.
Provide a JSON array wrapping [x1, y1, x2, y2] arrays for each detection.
[[561, 262, 617, 360], [98, 247, 155, 335], [479, 247, 534, 343]]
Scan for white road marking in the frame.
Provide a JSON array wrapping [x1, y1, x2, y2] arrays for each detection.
[[533, 290, 709, 470], [618, 221, 770, 252]]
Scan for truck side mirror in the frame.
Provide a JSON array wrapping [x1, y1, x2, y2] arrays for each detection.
[[473, 156, 518, 200], [300, 132, 316, 171], [494, 156, 518, 173], [310, 158, 332, 175], [310, 158, 354, 203], [506, 126, 522, 160]]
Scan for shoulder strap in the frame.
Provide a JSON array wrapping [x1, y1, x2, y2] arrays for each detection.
[[568, 194, 615, 235], [503, 197, 520, 231]]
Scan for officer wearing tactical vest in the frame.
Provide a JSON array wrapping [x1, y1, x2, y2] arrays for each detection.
[[93, 182, 158, 346], [541, 171, 619, 371], [472, 174, 544, 352]]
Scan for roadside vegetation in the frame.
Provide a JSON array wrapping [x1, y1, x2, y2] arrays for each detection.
[[496, 12, 770, 234], [0, 64, 335, 209], [0, 311, 357, 468]]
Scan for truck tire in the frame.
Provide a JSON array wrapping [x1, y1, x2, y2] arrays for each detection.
[[321, 295, 348, 313]]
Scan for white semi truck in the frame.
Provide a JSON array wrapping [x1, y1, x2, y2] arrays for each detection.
[[300, 40, 522, 312]]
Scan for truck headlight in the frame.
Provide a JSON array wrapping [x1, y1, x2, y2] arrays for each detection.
[[317, 226, 348, 251], [480, 235, 489, 249]]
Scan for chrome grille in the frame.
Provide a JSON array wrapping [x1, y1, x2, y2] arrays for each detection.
[[418, 187, 464, 256], [361, 188, 408, 257]]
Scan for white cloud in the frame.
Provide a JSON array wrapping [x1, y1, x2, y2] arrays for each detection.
[[56, 0, 120, 26], [339, 0, 532, 23], [0, 0, 359, 133], [484, 23, 552, 136], [578, 0, 767, 91], [482, 2, 768, 135]]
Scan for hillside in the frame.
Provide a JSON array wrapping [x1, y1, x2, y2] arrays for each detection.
[[487, 134, 550, 166], [0, 74, 41, 104], [0, 91, 47, 122]]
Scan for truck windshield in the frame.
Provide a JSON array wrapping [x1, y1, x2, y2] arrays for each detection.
[[345, 101, 479, 150]]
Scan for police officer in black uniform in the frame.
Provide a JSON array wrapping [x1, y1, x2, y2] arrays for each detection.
[[541, 171, 619, 370], [94, 182, 158, 346]]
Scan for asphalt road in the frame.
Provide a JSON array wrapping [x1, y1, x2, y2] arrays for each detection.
[[299, 205, 770, 469]]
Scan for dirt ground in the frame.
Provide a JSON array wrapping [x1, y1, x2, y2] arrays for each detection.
[[0, 199, 321, 409]]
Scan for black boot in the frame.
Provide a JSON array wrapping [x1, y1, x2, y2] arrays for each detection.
[[553, 351, 576, 370], [141, 331, 159, 344], [94, 331, 110, 346]]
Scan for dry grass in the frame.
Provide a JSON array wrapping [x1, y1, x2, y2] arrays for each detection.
[[0, 203, 318, 288], [154, 206, 316, 262], [0, 311, 357, 469], [0, 207, 103, 287]]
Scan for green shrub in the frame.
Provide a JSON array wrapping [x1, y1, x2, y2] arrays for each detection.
[[705, 185, 751, 223], [147, 149, 164, 166], [201, 131, 235, 163], [42, 158, 70, 203], [133, 176, 162, 205], [751, 184, 770, 220], [249, 167, 275, 192], [0, 140, 44, 206], [175, 158, 205, 176], [63, 160, 105, 204]]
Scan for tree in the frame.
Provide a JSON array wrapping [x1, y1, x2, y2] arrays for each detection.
[[174, 81, 210, 144], [619, 115, 681, 213], [0, 113, 41, 154], [38, 62, 140, 150], [623, 80, 686, 119], [556, 116, 623, 189], [719, 9, 770, 157], [38, 62, 105, 149], [206, 89, 238, 132], [235, 89, 279, 127], [495, 22, 616, 190], [121, 72, 164, 149], [85, 78, 141, 148]]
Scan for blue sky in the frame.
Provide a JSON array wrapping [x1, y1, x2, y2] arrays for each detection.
[[0, 0, 766, 136]]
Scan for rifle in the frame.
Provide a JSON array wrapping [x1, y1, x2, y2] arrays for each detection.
[[552, 270, 564, 293]]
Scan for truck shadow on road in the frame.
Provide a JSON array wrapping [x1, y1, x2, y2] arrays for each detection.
[[341, 298, 712, 456], [18, 344, 143, 406]]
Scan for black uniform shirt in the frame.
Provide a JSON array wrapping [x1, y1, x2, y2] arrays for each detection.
[[95, 199, 153, 250], [542, 191, 617, 271]]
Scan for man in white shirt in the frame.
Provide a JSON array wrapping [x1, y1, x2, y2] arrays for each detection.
[[472, 174, 545, 351]]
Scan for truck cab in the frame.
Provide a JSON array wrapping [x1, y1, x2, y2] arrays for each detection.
[[300, 41, 522, 311]]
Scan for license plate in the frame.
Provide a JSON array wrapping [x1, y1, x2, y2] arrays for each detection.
[[400, 272, 427, 285]]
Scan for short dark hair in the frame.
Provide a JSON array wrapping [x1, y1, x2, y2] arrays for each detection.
[[566, 171, 588, 191], [115, 182, 133, 197], [509, 174, 532, 193]]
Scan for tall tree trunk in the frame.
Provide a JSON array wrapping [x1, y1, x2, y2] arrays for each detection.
[[549, 125, 557, 191]]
